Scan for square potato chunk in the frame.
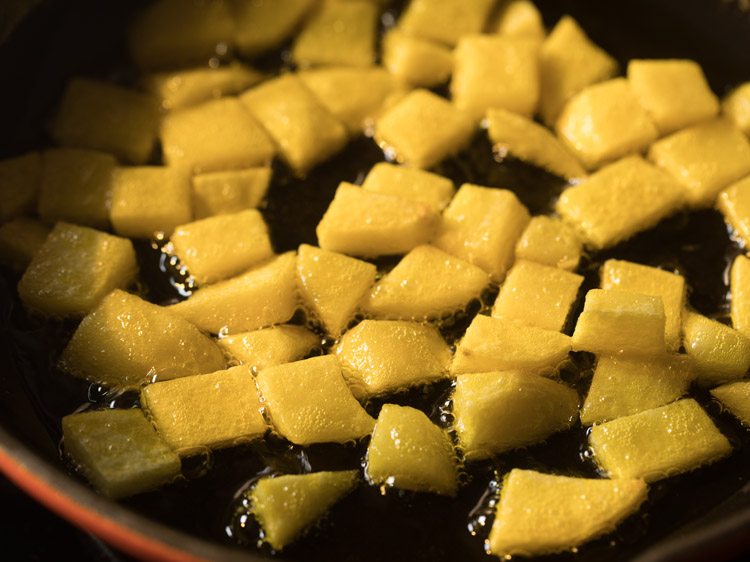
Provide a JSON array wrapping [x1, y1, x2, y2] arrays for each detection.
[[398, 0, 495, 47], [711, 381, 750, 426], [218, 325, 320, 371], [0, 218, 50, 270], [0, 152, 40, 222], [723, 83, 750, 136], [362, 163, 454, 211], [493, 0, 545, 42], [233, 0, 316, 58], [382, 30, 453, 88], [192, 167, 271, 219], [730, 254, 750, 338], [514, 216, 582, 271], [718, 175, 750, 248], [682, 311, 750, 387]]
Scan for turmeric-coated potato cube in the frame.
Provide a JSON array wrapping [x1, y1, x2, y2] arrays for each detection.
[[110, 166, 191, 238], [251, 470, 358, 551], [556, 79, 658, 170], [451, 35, 539, 121], [0, 152, 41, 222], [730, 254, 750, 338], [218, 325, 320, 371], [192, 167, 271, 219], [452, 370, 579, 460], [682, 311, 750, 387], [514, 216, 582, 271], [141, 365, 266, 453], [362, 245, 490, 320], [398, 0, 495, 47], [296, 244, 376, 336], [234, 0, 315, 58], [335, 320, 451, 397], [493, 0, 545, 41], [374, 89, 475, 169], [382, 30, 453, 88], [61, 290, 225, 388], [452, 315, 571, 375], [723, 82, 750, 136], [492, 260, 583, 332], [488, 469, 647, 558], [170, 209, 273, 285], [589, 399, 732, 482], [555, 156, 685, 250], [257, 355, 375, 445], [62, 409, 180, 499], [362, 163, 454, 212], [0, 218, 50, 270], [718, 176, 750, 248], [161, 97, 275, 174], [170, 252, 298, 334], [316, 183, 438, 257], [648, 118, 750, 207], [366, 404, 457, 496], [711, 381, 750, 426], [18, 223, 137, 318], [52, 78, 159, 164]]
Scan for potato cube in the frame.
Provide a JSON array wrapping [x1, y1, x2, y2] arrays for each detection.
[[362, 245, 490, 320], [600, 259, 687, 351], [488, 469, 647, 558], [730, 254, 750, 338], [382, 30, 453, 88], [141, 365, 266, 453], [335, 320, 451, 397], [366, 404, 457, 496], [493, 1, 545, 42], [0, 152, 40, 222], [556, 78, 658, 170], [682, 311, 750, 387], [161, 97, 275, 174], [555, 156, 685, 250], [110, 166, 191, 238], [492, 260, 583, 332], [170, 209, 273, 285], [296, 244, 376, 336], [61, 289, 225, 388], [361, 163, 454, 211], [192, 167, 271, 219], [374, 89, 475, 169], [452, 370, 579, 460], [234, 0, 316, 58], [18, 223, 137, 318], [514, 216, 582, 271], [218, 325, 320, 370], [240, 75, 348, 174], [627, 59, 719, 136], [251, 470, 358, 550], [38, 149, 115, 229], [170, 252, 298, 334], [398, 0, 495, 47], [257, 355, 375, 445], [589, 399, 732, 482], [0, 218, 50, 270], [539, 16, 618, 126], [316, 183, 438, 257], [62, 409, 180, 499], [52, 78, 159, 164], [723, 82, 750, 136], [292, 0, 377, 68], [433, 184, 530, 280], [711, 381, 750, 426], [648, 118, 750, 207], [572, 289, 666, 356], [718, 176, 750, 247], [580, 355, 694, 425], [451, 35, 539, 121]]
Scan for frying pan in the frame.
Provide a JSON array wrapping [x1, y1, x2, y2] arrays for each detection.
[[1, 1, 750, 561]]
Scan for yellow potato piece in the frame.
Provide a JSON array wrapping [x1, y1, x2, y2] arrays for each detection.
[[711, 381, 750, 426], [192, 167, 271, 219], [335, 320, 451, 397], [233, 0, 315, 58], [589, 399, 732, 482], [0, 218, 50, 270], [398, 0, 495, 47], [433, 184, 530, 281], [170, 252, 298, 334], [366, 404, 457, 496], [730, 254, 750, 338], [61, 289, 225, 388], [682, 311, 750, 387], [0, 152, 40, 222], [555, 155, 685, 250], [648, 118, 750, 207], [600, 259, 687, 351], [514, 216, 581, 271], [722, 82, 750, 136], [718, 175, 750, 248], [492, 260, 583, 332], [251, 470, 358, 551], [493, 0, 545, 42], [316, 182, 438, 257], [62, 409, 180, 499], [486, 108, 586, 181], [218, 325, 320, 371], [488, 469, 647, 558], [452, 315, 571, 376], [257, 355, 375, 445], [141, 365, 266, 454], [382, 30, 453, 88], [170, 209, 273, 285], [580, 354, 694, 425], [361, 162, 455, 212], [296, 244, 376, 336], [18, 223, 137, 318], [362, 245, 490, 320]]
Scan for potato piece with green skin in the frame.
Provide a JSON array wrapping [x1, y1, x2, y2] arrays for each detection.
[[361, 163, 455, 212], [0, 152, 40, 222], [514, 216, 582, 271], [192, 167, 271, 220], [382, 30, 453, 88], [730, 254, 750, 338], [682, 311, 750, 386], [718, 176, 750, 249], [251, 471, 359, 551], [0, 218, 50, 270], [589, 399, 732, 482], [233, 0, 316, 58], [488, 469, 647, 557], [218, 325, 320, 371], [452, 370, 579, 461], [366, 405, 457, 496], [723, 82, 750, 136], [398, 0, 495, 47], [63, 409, 180, 499], [711, 381, 750, 426]]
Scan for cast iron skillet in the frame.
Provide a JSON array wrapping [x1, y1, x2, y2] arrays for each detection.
[[1, 1, 750, 561]]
